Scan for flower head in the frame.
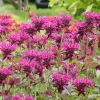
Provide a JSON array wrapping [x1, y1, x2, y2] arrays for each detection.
[[23, 49, 39, 60], [0, 67, 12, 83], [20, 23, 36, 37], [73, 77, 93, 95], [31, 15, 47, 31], [7, 33, 20, 44], [0, 41, 17, 59], [52, 72, 71, 93]]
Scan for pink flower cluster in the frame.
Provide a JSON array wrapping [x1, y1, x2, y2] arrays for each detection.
[[4, 94, 34, 100], [73, 77, 93, 95], [52, 72, 71, 93], [0, 67, 12, 83], [0, 12, 100, 99]]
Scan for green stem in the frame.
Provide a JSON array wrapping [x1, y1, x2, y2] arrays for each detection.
[[27, 77, 30, 96], [35, 85, 37, 100], [2, 85, 3, 100], [38, 81, 40, 100]]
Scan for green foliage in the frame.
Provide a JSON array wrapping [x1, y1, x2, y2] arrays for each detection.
[[0, 3, 52, 22], [49, 0, 100, 20]]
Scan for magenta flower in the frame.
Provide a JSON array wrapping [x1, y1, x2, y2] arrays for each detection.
[[39, 50, 55, 69], [0, 14, 14, 36], [64, 32, 76, 39], [33, 65, 44, 77], [8, 77, 20, 86], [42, 90, 52, 96], [0, 67, 12, 83], [0, 26, 7, 36], [73, 77, 93, 95], [62, 40, 79, 50], [75, 21, 88, 38], [59, 14, 72, 28], [63, 62, 80, 78], [24, 95, 34, 100], [52, 72, 71, 93], [83, 12, 100, 28], [23, 49, 39, 60], [51, 33, 62, 43], [20, 22, 36, 37], [18, 58, 38, 76], [43, 22, 57, 37], [11, 94, 34, 100], [31, 15, 47, 31], [12, 94, 21, 100], [7, 32, 30, 45], [0, 41, 17, 59], [7, 33, 20, 44], [32, 35, 47, 45], [20, 32, 30, 44], [39, 50, 55, 60], [61, 40, 79, 60]]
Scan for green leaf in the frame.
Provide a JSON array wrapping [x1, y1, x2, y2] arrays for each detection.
[[48, 0, 55, 7], [88, 94, 97, 99], [85, 4, 94, 12], [68, 1, 78, 10]]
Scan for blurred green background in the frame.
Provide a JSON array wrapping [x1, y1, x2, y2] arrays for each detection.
[[0, 0, 100, 22]]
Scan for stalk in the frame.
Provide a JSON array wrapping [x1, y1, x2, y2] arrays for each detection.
[[27, 76, 31, 96], [2, 85, 4, 100], [38, 80, 41, 100], [35, 85, 37, 100]]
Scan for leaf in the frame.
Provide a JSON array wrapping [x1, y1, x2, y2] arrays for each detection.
[[85, 4, 94, 12], [88, 94, 97, 99], [62, 83, 73, 95], [63, 3, 68, 7], [48, 0, 55, 7], [96, 70, 100, 78], [68, 1, 78, 10]]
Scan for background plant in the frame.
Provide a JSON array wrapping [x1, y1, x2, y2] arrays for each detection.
[[49, 0, 100, 20]]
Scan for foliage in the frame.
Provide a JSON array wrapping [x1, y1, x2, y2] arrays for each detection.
[[0, 3, 52, 22], [49, 0, 100, 20]]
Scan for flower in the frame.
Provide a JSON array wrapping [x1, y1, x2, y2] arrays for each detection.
[[23, 49, 39, 60], [31, 15, 47, 31], [43, 22, 57, 37], [41, 90, 52, 96], [0, 67, 12, 83], [51, 33, 62, 43], [73, 77, 93, 95], [12, 94, 21, 100], [39, 50, 55, 69], [7, 33, 21, 44], [61, 40, 79, 60], [83, 12, 100, 28], [52, 72, 71, 93], [62, 62, 80, 78], [18, 58, 38, 76], [32, 34, 47, 45], [20, 23, 36, 37], [39, 50, 55, 60], [8, 77, 20, 86], [75, 21, 88, 38], [0, 14, 14, 36], [11, 94, 34, 100], [0, 41, 17, 59], [59, 14, 72, 28], [28, 11, 36, 18]]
